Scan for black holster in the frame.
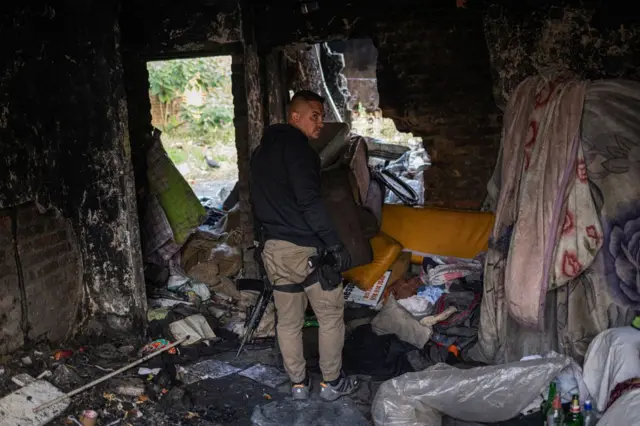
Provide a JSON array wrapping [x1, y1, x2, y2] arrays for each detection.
[[317, 263, 342, 291]]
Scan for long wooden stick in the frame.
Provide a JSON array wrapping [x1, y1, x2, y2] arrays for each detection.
[[33, 336, 189, 413]]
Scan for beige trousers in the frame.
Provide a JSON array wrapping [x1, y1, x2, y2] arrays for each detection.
[[261, 239, 345, 383]]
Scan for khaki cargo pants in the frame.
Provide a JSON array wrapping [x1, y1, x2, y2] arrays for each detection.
[[261, 239, 345, 383]]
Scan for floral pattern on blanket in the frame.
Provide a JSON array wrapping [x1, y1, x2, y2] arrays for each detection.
[[602, 199, 640, 309], [473, 78, 637, 365]]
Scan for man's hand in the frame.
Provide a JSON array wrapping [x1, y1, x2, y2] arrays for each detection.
[[327, 243, 352, 272]]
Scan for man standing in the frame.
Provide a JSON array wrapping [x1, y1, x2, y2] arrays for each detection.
[[250, 90, 359, 401]]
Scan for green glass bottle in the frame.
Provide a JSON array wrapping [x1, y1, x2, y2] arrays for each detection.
[[566, 394, 583, 426], [542, 381, 557, 425]]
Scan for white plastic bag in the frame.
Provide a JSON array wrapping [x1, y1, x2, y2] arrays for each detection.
[[371, 355, 571, 426]]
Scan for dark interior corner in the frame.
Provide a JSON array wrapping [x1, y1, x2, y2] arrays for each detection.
[[1, 0, 640, 411]]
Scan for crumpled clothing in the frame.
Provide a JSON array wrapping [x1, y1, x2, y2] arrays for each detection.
[[420, 253, 485, 288], [417, 285, 445, 305], [398, 295, 434, 318]]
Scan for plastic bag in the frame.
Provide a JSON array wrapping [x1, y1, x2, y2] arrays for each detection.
[[210, 243, 242, 277], [371, 355, 571, 426], [384, 173, 424, 205], [167, 277, 212, 302]]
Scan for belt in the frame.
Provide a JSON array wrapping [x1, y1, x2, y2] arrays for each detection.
[[272, 268, 319, 293]]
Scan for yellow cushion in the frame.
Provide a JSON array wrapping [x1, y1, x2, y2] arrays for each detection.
[[381, 204, 494, 264], [343, 231, 403, 290]]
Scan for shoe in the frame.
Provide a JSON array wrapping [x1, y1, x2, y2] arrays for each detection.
[[292, 377, 311, 400], [319, 375, 359, 401]]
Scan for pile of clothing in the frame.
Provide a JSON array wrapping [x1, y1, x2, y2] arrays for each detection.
[[369, 252, 485, 365]]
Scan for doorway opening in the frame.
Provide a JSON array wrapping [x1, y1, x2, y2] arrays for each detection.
[[146, 55, 237, 207]]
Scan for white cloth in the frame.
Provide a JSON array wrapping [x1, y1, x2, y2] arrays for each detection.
[[596, 388, 640, 425], [582, 327, 640, 411]]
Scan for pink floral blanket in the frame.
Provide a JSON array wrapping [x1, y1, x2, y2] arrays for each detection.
[[497, 75, 602, 328], [473, 77, 639, 364]]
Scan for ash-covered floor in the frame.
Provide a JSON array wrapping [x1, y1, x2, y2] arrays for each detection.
[[0, 327, 545, 426], [0, 327, 379, 426]]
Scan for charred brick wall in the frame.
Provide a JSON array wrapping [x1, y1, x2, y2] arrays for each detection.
[[0, 2, 147, 351], [0, 204, 81, 354], [373, 10, 501, 209]]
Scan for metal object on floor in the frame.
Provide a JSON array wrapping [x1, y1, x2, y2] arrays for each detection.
[[236, 285, 274, 359], [33, 336, 189, 413]]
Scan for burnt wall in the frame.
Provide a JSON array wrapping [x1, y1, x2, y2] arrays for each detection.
[[328, 38, 379, 112], [0, 204, 82, 354], [120, 0, 241, 59], [0, 2, 146, 347], [374, 9, 501, 209], [484, 2, 640, 107], [255, 2, 501, 209]]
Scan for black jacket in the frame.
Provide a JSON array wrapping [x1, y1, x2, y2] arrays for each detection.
[[250, 124, 341, 248]]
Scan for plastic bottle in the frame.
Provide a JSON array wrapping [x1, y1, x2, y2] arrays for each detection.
[[566, 394, 583, 426], [582, 399, 596, 426], [546, 393, 565, 425]]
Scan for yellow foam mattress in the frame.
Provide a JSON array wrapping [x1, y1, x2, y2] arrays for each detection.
[[381, 204, 495, 264], [343, 231, 403, 290]]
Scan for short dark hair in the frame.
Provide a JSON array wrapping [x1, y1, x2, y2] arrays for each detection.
[[291, 90, 325, 104]]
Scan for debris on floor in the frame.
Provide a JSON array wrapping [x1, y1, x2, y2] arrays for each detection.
[[176, 360, 242, 385], [238, 364, 289, 389], [251, 396, 370, 426], [0, 376, 70, 426]]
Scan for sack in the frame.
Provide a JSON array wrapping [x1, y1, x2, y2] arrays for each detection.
[[146, 133, 206, 245], [371, 295, 433, 349]]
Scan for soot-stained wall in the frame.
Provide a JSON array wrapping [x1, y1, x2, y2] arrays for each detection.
[[0, 2, 146, 348], [484, 2, 640, 108], [0, 204, 82, 354]]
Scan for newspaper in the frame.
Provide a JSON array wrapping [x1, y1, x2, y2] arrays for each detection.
[[343, 271, 391, 307]]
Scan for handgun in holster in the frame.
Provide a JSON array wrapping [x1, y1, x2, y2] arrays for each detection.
[[308, 249, 342, 291]]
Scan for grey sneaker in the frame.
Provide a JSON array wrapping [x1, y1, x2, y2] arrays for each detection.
[[292, 377, 311, 400], [319, 375, 359, 401]]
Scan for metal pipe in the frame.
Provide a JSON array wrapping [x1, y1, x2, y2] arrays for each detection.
[[33, 336, 189, 413]]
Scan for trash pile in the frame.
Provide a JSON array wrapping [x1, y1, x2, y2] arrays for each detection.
[[370, 325, 640, 426], [341, 250, 486, 380], [141, 129, 275, 346]]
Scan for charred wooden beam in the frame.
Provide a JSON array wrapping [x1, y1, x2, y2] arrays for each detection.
[[265, 49, 288, 125], [236, 1, 265, 278], [120, 0, 242, 59]]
